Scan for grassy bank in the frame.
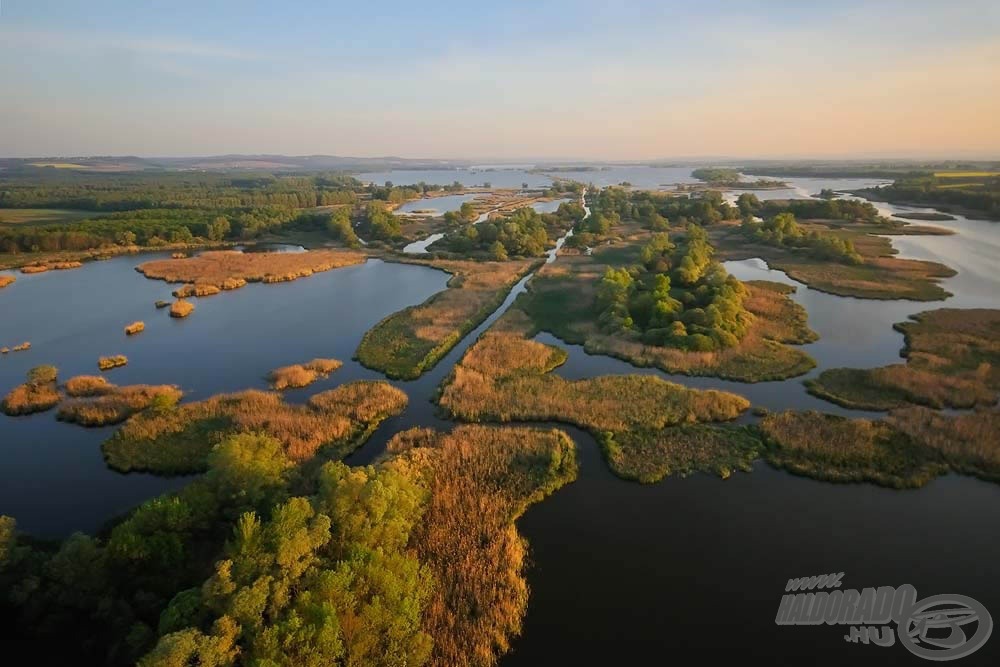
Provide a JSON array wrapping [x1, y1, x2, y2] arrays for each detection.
[[356, 257, 539, 379]]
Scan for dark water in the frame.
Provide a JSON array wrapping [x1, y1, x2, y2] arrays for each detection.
[[505, 426, 1000, 665], [0, 255, 450, 537]]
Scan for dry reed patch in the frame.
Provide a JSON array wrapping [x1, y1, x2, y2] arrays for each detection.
[[2, 381, 61, 415], [172, 284, 221, 298], [888, 406, 1000, 481], [169, 300, 194, 318], [98, 355, 128, 371], [47, 261, 83, 270], [124, 321, 145, 336], [58, 384, 183, 426], [386, 424, 577, 667], [103, 381, 407, 473], [0, 275, 14, 288], [266, 358, 343, 390], [11, 342, 31, 352], [20, 265, 48, 274], [356, 258, 539, 379], [759, 410, 938, 488], [64, 375, 115, 397], [601, 425, 763, 483], [807, 308, 1000, 410], [137, 249, 365, 289], [439, 314, 749, 433]]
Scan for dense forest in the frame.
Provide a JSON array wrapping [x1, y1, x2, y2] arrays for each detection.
[[438, 201, 586, 259], [596, 224, 753, 351], [0, 172, 432, 254], [865, 172, 1000, 219]]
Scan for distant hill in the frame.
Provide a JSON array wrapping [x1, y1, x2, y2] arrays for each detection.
[[0, 154, 474, 173]]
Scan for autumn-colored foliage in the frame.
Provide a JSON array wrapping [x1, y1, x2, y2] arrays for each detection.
[[266, 358, 343, 390], [98, 354, 128, 371]]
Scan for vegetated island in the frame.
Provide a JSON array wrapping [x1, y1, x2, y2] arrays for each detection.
[[1, 365, 61, 415], [805, 308, 1000, 410], [892, 211, 956, 222], [137, 248, 366, 290], [438, 307, 755, 483], [518, 189, 818, 381], [714, 194, 956, 300], [0, 275, 14, 288], [858, 170, 1000, 221], [690, 167, 787, 189], [58, 379, 183, 426], [355, 257, 541, 379], [266, 358, 342, 390], [102, 380, 408, 474]]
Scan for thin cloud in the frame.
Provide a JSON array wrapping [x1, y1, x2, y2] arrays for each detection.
[[0, 26, 257, 60]]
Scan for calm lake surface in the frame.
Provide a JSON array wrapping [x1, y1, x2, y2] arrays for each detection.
[[0, 256, 450, 537], [2, 178, 999, 662], [356, 168, 551, 189], [541, 165, 701, 189]]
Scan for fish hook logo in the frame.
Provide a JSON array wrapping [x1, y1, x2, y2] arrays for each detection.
[[898, 594, 993, 661]]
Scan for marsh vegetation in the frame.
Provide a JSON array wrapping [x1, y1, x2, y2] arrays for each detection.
[[356, 258, 540, 379], [98, 354, 128, 370], [266, 358, 342, 389], [1, 365, 61, 416]]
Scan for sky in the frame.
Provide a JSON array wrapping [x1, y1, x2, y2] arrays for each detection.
[[2, 0, 999, 160]]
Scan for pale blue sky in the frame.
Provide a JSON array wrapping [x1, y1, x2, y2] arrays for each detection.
[[2, 1, 999, 158]]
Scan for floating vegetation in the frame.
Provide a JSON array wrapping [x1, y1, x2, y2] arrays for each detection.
[[169, 299, 194, 318], [172, 284, 221, 298], [124, 321, 145, 336], [266, 358, 343, 390], [98, 355, 128, 371]]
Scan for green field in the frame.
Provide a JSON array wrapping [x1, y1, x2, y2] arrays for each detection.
[[0, 208, 93, 226]]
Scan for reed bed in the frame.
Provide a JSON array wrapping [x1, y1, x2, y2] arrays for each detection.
[[58, 384, 183, 426], [124, 321, 145, 336], [172, 284, 221, 298], [0, 275, 14, 289], [387, 424, 577, 667], [439, 313, 750, 433], [64, 375, 115, 397], [11, 342, 31, 352], [20, 265, 48, 274], [103, 381, 407, 474], [98, 355, 128, 371], [266, 358, 343, 390], [806, 308, 1000, 410], [1, 366, 61, 416], [601, 425, 763, 483], [888, 406, 1000, 482], [759, 410, 939, 488], [137, 249, 366, 289], [169, 300, 194, 318], [356, 258, 539, 379]]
